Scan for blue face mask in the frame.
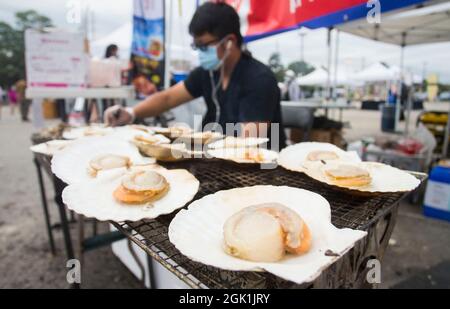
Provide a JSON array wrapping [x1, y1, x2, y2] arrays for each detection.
[[199, 46, 221, 71]]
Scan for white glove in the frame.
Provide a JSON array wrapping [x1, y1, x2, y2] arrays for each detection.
[[104, 105, 135, 127]]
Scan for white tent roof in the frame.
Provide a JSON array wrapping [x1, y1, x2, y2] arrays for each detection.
[[337, 0, 450, 46], [91, 22, 198, 66], [91, 22, 132, 58], [297, 67, 356, 86], [353, 62, 398, 82], [353, 62, 423, 84]]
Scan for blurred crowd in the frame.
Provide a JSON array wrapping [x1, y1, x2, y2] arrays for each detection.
[[0, 80, 30, 122]]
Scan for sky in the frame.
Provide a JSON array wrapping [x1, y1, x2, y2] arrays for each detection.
[[1, 0, 449, 82]]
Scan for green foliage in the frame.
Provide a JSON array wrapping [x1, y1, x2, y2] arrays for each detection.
[[287, 60, 315, 77], [267, 52, 316, 84], [0, 10, 53, 88]]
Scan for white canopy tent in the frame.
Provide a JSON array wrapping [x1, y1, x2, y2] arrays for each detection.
[[353, 62, 398, 83], [297, 67, 356, 86], [91, 22, 133, 59], [353, 62, 423, 84], [338, 1, 450, 46], [337, 0, 450, 146], [91, 22, 198, 66]]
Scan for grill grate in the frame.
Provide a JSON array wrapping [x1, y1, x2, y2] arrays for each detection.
[[113, 159, 423, 289]]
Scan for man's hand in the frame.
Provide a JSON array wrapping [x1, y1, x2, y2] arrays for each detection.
[[104, 106, 135, 127]]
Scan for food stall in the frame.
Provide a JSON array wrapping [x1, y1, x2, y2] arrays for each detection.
[[27, 0, 431, 289]]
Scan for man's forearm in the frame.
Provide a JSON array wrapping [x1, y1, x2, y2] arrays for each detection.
[[133, 91, 171, 119], [132, 83, 194, 120]]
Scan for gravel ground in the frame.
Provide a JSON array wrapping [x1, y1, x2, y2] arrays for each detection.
[[0, 102, 449, 289]]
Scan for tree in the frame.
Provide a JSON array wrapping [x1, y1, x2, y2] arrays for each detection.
[[268, 52, 285, 83], [287, 60, 315, 77], [15, 10, 52, 31], [0, 10, 52, 88]]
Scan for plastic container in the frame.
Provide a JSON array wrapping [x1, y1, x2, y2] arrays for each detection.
[[423, 165, 450, 222]]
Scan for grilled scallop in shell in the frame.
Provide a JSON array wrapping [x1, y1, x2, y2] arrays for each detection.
[[87, 154, 132, 177], [223, 203, 311, 262], [113, 170, 170, 205], [306, 150, 339, 162]]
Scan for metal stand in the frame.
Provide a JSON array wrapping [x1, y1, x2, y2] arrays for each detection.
[[34, 158, 56, 256]]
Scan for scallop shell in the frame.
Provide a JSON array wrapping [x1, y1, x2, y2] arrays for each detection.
[[133, 134, 171, 146], [62, 125, 114, 140], [30, 140, 73, 156], [168, 186, 367, 285], [207, 147, 278, 164], [62, 165, 200, 222], [110, 126, 156, 142], [151, 126, 193, 140], [135, 142, 203, 162], [52, 136, 155, 185], [208, 137, 269, 149], [279, 142, 361, 173], [304, 161, 421, 193], [176, 131, 224, 146]]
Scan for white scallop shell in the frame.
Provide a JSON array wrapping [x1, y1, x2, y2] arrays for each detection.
[[304, 161, 421, 193], [208, 137, 269, 149], [133, 134, 171, 145], [169, 186, 367, 285], [207, 147, 279, 164], [52, 136, 155, 185], [110, 126, 157, 142], [176, 131, 224, 146], [30, 140, 73, 156], [279, 142, 361, 173], [62, 125, 114, 140], [62, 165, 200, 222]]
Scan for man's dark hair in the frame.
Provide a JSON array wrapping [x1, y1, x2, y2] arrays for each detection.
[[189, 2, 243, 47]]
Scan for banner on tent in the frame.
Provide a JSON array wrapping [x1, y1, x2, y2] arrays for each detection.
[[220, 0, 427, 42], [131, 0, 165, 90]]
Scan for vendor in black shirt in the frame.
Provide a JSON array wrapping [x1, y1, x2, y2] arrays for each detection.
[[105, 2, 286, 150]]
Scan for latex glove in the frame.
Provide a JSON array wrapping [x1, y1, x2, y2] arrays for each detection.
[[104, 105, 135, 127]]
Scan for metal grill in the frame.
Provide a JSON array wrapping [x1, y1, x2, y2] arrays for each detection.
[[113, 159, 425, 289]]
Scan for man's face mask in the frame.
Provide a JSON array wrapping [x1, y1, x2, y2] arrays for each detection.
[[196, 37, 230, 71], [199, 45, 221, 71]]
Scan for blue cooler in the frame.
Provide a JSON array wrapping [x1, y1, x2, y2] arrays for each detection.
[[424, 165, 450, 222]]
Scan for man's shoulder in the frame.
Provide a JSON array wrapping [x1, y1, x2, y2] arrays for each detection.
[[243, 56, 277, 83]]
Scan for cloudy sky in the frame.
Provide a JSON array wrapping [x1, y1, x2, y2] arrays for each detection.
[[1, 0, 449, 82]]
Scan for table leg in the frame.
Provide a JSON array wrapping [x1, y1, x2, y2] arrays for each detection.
[[53, 177, 75, 261], [147, 254, 157, 289], [127, 239, 146, 286], [34, 158, 56, 255]]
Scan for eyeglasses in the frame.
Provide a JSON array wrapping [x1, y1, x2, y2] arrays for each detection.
[[191, 37, 226, 51]]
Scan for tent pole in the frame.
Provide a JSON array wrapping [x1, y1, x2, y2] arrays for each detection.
[[326, 27, 332, 102], [333, 29, 340, 102], [395, 33, 406, 133], [164, 0, 173, 90], [443, 105, 450, 158]]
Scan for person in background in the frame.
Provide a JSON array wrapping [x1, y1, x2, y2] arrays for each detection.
[[104, 2, 285, 149], [15, 79, 30, 122], [8, 86, 18, 116], [0, 85, 4, 119], [105, 44, 119, 59], [284, 70, 301, 101], [101, 44, 120, 114]]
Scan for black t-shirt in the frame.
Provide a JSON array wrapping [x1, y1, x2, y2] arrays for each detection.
[[184, 54, 286, 150]]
